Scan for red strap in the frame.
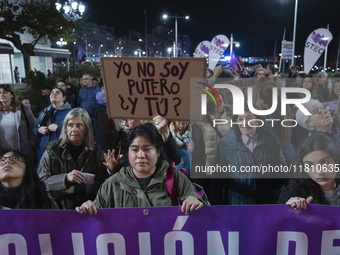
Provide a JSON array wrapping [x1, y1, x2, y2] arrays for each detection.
[[166, 163, 174, 196]]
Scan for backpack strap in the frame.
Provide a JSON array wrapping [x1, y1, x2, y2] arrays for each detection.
[[206, 115, 223, 139], [166, 162, 180, 206]]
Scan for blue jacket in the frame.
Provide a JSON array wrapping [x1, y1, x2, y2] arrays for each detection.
[[77, 84, 101, 116], [33, 103, 72, 168], [213, 129, 286, 205]]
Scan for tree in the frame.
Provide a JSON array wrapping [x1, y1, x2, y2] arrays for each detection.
[[0, 0, 79, 84]]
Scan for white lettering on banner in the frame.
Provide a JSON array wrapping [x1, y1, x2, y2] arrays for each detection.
[[207, 231, 239, 255], [206, 84, 311, 116], [320, 230, 340, 254], [0, 233, 28, 255], [164, 232, 194, 255], [0, 218, 338, 254], [164, 215, 194, 255], [71, 233, 85, 255], [138, 232, 151, 255], [96, 233, 126, 255], [276, 232, 308, 255], [207, 231, 226, 255], [172, 215, 189, 230], [38, 234, 53, 255]]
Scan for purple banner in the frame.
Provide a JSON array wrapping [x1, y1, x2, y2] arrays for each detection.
[[0, 205, 339, 254]]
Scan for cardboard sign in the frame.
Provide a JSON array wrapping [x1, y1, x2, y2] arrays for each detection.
[[101, 57, 206, 120]]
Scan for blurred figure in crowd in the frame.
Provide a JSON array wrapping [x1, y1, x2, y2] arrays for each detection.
[[34, 88, 71, 168]]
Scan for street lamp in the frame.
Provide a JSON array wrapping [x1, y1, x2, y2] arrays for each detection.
[[56, 38, 67, 46], [98, 44, 103, 61], [163, 14, 189, 57], [292, 0, 298, 66], [56, 1, 85, 21], [230, 33, 240, 58]]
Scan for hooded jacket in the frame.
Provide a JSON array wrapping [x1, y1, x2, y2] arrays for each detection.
[[93, 160, 205, 208]]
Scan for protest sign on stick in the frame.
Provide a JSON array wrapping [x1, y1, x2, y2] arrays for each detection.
[[101, 57, 206, 121]]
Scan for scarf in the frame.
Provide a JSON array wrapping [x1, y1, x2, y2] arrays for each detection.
[[169, 122, 192, 148]]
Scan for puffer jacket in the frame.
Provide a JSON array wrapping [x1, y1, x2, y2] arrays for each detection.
[[77, 84, 101, 116], [93, 160, 206, 208], [198, 111, 230, 166], [213, 129, 286, 205], [38, 139, 106, 209]]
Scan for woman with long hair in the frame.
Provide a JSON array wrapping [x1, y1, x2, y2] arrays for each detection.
[[0, 149, 54, 209], [278, 133, 340, 209], [0, 84, 37, 163], [169, 121, 193, 174], [38, 108, 106, 209], [76, 124, 205, 215], [33, 88, 71, 168], [328, 79, 340, 101], [298, 74, 323, 101]]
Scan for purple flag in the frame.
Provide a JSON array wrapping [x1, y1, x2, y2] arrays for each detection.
[[230, 50, 238, 71], [77, 44, 85, 60]]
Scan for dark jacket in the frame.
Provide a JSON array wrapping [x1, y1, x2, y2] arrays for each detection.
[[33, 103, 72, 168], [211, 129, 286, 205], [77, 84, 101, 116], [38, 139, 106, 209]]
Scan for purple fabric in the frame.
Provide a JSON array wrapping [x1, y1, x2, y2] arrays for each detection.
[[0, 205, 339, 254], [77, 45, 85, 60], [230, 50, 238, 71]]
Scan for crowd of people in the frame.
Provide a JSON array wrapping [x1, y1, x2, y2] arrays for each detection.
[[0, 64, 340, 213]]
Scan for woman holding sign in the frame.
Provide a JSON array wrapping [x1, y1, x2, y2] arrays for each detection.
[[279, 134, 340, 209], [76, 124, 205, 214]]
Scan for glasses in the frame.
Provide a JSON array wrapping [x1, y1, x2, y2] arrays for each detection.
[[0, 156, 25, 166], [311, 105, 329, 115], [120, 119, 133, 125]]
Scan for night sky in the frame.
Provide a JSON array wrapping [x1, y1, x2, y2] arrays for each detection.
[[87, 0, 340, 59]]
